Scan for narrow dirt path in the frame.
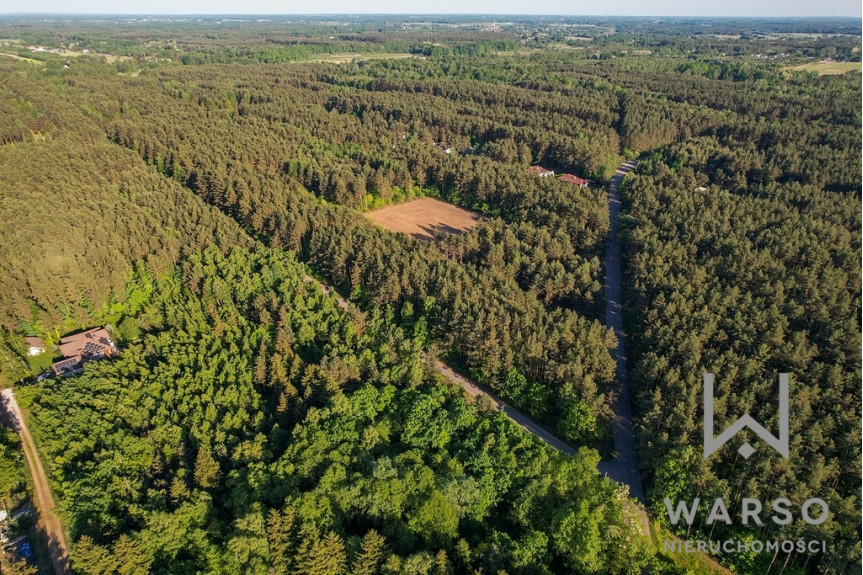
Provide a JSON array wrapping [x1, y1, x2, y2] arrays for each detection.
[[431, 359, 577, 455], [1, 388, 70, 575], [305, 220, 647, 524], [304, 275, 350, 310], [307, 273, 580, 455]]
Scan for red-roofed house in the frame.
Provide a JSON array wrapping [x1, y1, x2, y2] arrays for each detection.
[[527, 166, 555, 178], [557, 173, 590, 188]]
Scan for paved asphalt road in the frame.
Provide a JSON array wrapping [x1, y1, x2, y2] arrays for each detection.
[[596, 161, 647, 505], [429, 160, 648, 507]]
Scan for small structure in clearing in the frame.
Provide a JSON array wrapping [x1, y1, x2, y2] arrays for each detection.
[[366, 198, 483, 242], [24, 337, 44, 356]]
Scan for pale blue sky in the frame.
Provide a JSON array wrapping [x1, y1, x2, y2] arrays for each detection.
[[2, 1, 861, 18]]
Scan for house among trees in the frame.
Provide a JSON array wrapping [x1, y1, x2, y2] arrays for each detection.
[[527, 165, 554, 178], [52, 327, 116, 376], [557, 173, 590, 188], [24, 337, 45, 356]]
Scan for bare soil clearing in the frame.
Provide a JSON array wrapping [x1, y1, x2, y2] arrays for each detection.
[[366, 197, 483, 241]]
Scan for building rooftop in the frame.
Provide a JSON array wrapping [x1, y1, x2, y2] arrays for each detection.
[[557, 173, 590, 187], [58, 327, 115, 360], [24, 336, 44, 349], [528, 165, 554, 177], [52, 327, 115, 376]]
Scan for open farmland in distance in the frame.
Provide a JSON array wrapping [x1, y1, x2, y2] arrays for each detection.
[[366, 197, 484, 241], [788, 60, 862, 74]]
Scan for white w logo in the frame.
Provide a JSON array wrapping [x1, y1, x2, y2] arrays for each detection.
[[703, 373, 790, 460]]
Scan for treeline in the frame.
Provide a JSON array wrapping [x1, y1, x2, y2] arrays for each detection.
[[618, 68, 861, 573], [27, 246, 652, 574]]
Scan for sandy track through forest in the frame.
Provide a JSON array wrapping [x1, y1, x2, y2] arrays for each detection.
[[423, 161, 651, 533], [1, 388, 70, 575]]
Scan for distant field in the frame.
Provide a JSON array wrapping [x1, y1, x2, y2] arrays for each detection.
[[303, 52, 417, 64], [0, 52, 43, 64], [61, 50, 134, 63], [0, 49, 132, 63], [366, 198, 483, 241], [788, 61, 862, 75]]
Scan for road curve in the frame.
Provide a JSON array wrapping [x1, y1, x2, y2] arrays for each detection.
[[596, 161, 647, 505], [0, 388, 70, 574]]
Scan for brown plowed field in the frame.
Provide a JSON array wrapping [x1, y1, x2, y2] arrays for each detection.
[[366, 198, 483, 241]]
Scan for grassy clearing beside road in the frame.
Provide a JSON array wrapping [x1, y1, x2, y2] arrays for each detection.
[[651, 522, 735, 575]]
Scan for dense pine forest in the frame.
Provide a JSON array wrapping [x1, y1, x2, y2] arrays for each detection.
[[0, 14, 860, 575], [24, 246, 648, 574]]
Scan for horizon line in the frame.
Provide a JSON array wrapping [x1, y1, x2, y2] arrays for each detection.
[[1, 13, 861, 19]]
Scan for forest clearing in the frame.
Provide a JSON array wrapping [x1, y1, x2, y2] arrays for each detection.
[[366, 197, 484, 241], [788, 60, 862, 74]]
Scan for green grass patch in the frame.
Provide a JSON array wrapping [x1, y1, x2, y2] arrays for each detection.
[[788, 61, 861, 75], [0, 52, 45, 65], [651, 522, 734, 575], [27, 351, 54, 375]]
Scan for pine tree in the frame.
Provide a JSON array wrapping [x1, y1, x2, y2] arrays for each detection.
[[294, 530, 346, 575], [0, 554, 38, 575], [254, 349, 268, 385], [114, 534, 151, 575], [351, 530, 388, 575], [267, 507, 296, 574], [170, 474, 190, 504], [73, 535, 117, 575], [433, 550, 453, 575], [276, 390, 289, 416], [193, 447, 221, 490]]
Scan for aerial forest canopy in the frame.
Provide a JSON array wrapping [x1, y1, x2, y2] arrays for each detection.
[[0, 15, 859, 575], [25, 245, 649, 574]]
